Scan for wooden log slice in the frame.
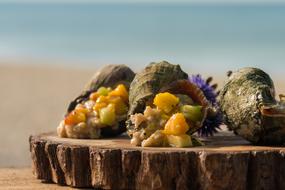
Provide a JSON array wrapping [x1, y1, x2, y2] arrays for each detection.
[[29, 131, 285, 190]]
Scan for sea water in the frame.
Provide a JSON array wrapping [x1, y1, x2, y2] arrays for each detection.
[[0, 3, 284, 75]]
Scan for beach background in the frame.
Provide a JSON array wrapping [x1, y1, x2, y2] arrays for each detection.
[[0, 1, 284, 167]]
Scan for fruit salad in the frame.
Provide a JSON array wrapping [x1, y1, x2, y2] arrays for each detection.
[[130, 92, 204, 147], [57, 84, 129, 139]]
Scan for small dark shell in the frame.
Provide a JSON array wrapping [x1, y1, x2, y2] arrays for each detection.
[[219, 67, 285, 145], [67, 64, 135, 113], [67, 64, 135, 137], [126, 61, 209, 136]]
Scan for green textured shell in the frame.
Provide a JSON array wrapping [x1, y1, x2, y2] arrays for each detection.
[[67, 64, 135, 113], [126, 61, 210, 137], [219, 67, 285, 145], [67, 64, 135, 137]]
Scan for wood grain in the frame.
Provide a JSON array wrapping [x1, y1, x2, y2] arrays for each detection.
[[29, 131, 285, 190]]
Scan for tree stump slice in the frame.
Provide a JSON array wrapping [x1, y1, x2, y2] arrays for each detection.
[[29, 130, 285, 190]]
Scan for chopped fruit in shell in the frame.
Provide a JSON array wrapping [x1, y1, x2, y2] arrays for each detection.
[[64, 111, 86, 125], [96, 95, 108, 104], [180, 105, 203, 122], [97, 87, 111, 96], [93, 102, 108, 112], [167, 134, 192, 148], [164, 113, 190, 135], [89, 92, 100, 101], [99, 104, 116, 126], [75, 105, 90, 114], [108, 96, 128, 115], [153, 92, 179, 113], [109, 84, 129, 102]]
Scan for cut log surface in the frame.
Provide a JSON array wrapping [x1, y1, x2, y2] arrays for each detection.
[[29, 131, 285, 190]]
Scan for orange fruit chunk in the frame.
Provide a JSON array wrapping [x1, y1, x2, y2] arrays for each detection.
[[163, 113, 189, 135], [153, 92, 179, 113], [109, 84, 128, 102], [64, 110, 86, 125]]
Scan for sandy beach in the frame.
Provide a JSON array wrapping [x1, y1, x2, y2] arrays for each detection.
[[0, 61, 94, 167], [0, 60, 284, 167]]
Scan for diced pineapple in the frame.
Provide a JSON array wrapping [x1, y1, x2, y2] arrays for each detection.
[[180, 105, 203, 122], [163, 113, 190, 135], [167, 134, 192, 148], [153, 92, 179, 113], [109, 84, 128, 102], [99, 104, 116, 126]]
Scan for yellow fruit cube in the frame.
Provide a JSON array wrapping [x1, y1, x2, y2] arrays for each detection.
[[163, 113, 190, 135], [93, 102, 108, 112], [167, 134, 192, 148], [96, 95, 108, 104], [153, 92, 179, 113], [109, 84, 128, 102], [99, 104, 116, 126]]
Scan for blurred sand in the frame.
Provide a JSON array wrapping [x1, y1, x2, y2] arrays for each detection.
[[0, 62, 94, 167], [0, 61, 284, 167]]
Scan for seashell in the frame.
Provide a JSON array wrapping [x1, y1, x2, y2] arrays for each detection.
[[67, 64, 135, 137], [126, 61, 210, 137], [219, 67, 285, 145], [67, 64, 135, 113]]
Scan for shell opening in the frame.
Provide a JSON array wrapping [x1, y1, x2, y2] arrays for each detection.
[[280, 94, 285, 102], [260, 104, 285, 117]]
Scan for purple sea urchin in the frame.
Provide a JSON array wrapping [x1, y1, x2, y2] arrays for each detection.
[[190, 75, 222, 136]]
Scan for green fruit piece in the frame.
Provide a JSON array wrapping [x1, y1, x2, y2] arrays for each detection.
[[180, 105, 203, 122], [166, 134, 192, 148], [99, 104, 116, 126], [97, 87, 111, 96]]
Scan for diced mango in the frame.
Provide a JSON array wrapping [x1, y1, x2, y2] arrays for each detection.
[[89, 92, 100, 101], [109, 84, 128, 102], [108, 96, 128, 115], [93, 102, 108, 112], [97, 87, 111, 96], [180, 105, 203, 122], [167, 134, 192, 148], [75, 105, 90, 114], [153, 92, 179, 113], [163, 113, 189, 135], [99, 104, 116, 126], [96, 95, 108, 104], [64, 110, 86, 125]]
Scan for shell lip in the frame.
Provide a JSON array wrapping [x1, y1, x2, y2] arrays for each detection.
[[260, 104, 285, 117]]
